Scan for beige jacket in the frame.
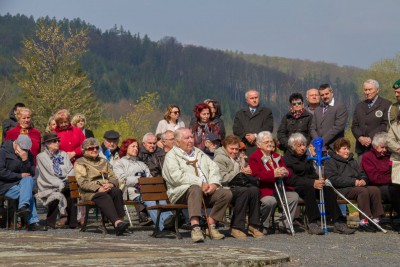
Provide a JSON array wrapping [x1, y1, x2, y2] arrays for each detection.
[[74, 156, 119, 201]]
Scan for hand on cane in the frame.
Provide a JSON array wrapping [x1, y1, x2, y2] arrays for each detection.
[[313, 180, 325, 190]]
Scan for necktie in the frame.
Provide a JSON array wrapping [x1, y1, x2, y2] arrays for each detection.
[[366, 100, 373, 109], [250, 108, 255, 114], [323, 105, 329, 114]]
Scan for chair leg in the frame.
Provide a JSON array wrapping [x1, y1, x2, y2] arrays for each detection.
[[80, 205, 90, 232]]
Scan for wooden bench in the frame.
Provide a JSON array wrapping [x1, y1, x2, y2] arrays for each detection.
[[0, 196, 18, 230], [138, 176, 188, 239], [68, 176, 108, 234]]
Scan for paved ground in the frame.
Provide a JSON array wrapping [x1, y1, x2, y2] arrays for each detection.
[[1, 221, 400, 267]]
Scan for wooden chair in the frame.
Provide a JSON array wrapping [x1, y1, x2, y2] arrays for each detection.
[[68, 176, 108, 235], [138, 176, 188, 239]]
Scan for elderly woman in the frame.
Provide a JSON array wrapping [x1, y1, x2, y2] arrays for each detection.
[[36, 132, 77, 229], [53, 109, 85, 164], [277, 93, 313, 152], [361, 132, 400, 222], [5, 107, 41, 160], [113, 138, 175, 231], [74, 138, 129, 235], [214, 135, 263, 239], [155, 104, 185, 135], [190, 103, 221, 151], [248, 131, 298, 234], [71, 113, 94, 138], [324, 137, 384, 232], [283, 133, 354, 235]]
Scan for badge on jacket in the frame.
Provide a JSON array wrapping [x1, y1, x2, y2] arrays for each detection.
[[375, 110, 383, 118]]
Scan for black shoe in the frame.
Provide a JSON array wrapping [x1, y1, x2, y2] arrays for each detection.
[[308, 223, 325, 235], [358, 223, 376, 233], [28, 223, 48, 231], [163, 215, 176, 230], [334, 222, 356, 235], [115, 221, 129, 236], [16, 205, 30, 218], [138, 212, 153, 226]]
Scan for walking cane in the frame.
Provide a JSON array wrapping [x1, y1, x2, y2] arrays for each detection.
[[308, 138, 329, 234], [262, 155, 295, 236], [186, 160, 213, 239], [325, 179, 387, 233]]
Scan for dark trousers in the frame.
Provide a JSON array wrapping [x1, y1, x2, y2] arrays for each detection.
[[46, 189, 78, 228], [379, 184, 400, 216], [345, 186, 384, 219], [176, 185, 232, 223], [230, 186, 260, 230], [92, 187, 125, 224], [294, 184, 343, 224]]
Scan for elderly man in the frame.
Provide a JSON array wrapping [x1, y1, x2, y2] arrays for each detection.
[[233, 89, 274, 156], [161, 130, 175, 153], [306, 88, 320, 114], [138, 133, 165, 177], [162, 128, 232, 242], [351, 79, 391, 159], [310, 84, 348, 151], [99, 130, 120, 165], [0, 135, 47, 231]]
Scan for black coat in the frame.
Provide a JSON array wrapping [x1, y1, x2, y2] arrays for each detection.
[[84, 129, 94, 139], [138, 145, 165, 177], [277, 110, 313, 151], [233, 106, 273, 156], [351, 96, 392, 155], [1, 108, 18, 143], [0, 140, 35, 195], [283, 150, 318, 188], [324, 152, 369, 195]]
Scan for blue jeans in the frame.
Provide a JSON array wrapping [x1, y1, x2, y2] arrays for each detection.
[[134, 197, 173, 231], [4, 177, 39, 225]]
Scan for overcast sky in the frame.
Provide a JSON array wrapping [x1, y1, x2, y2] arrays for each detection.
[[1, 0, 399, 68]]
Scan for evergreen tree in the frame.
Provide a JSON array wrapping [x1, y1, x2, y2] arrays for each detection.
[[15, 18, 101, 131]]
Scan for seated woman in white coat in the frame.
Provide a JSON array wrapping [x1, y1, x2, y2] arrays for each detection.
[[113, 138, 175, 232]]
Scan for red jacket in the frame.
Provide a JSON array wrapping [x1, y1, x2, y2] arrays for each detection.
[[5, 124, 41, 161], [360, 148, 391, 185], [249, 148, 292, 198], [54, 125, 85, 164]]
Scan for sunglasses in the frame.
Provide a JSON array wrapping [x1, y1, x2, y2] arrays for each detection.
[[291, 101, 303, 106], [49, 139, 60, 143], [86, 146, 100, 151], [171, 111, 180, 115]]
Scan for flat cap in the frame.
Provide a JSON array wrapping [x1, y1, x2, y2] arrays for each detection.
[[103, 130, 120, 140]]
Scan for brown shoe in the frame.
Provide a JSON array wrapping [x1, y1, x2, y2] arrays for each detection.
[[230, 228, 247, 239], [206, 224, 225, 240], [248, 225, 264, 238]]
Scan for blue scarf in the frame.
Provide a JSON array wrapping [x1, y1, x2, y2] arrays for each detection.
[[51, 152, 65, 177]]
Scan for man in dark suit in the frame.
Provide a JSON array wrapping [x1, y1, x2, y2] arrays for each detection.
[[310, 84, 348, 150], [233, 89, 273, 156], [351, 79, 391, 159]]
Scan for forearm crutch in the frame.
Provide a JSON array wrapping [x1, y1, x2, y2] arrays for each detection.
[[324, 179, 387, 233], [308, 138, 329, 234], [186, 160, 213, 239], [262, 155, 295, 235]]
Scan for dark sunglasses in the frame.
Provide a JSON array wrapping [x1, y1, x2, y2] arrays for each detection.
[[50, 139, 60, 143], [86, 146, 100, 151], [171, 111, 180, 115], [291, 101, 303, 106]]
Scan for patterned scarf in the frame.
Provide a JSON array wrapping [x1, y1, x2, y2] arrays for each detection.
[[290, 107, 305, 119], [51, 152, 65, 177]]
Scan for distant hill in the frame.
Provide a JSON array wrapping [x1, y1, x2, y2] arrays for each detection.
[[0, 13, 365, 131]]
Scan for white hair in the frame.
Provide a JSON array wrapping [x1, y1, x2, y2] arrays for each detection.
[[364, 79, 379, 90], [142, 132, 156, 143], [174, 127, 190, 141], [256, 131, 273, 144], [288, 133, 307, 150], [372, 132, 387, 148], [245, 89, 259, 99]]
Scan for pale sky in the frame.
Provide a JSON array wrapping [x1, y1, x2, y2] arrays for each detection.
[[1, 0, 399, 68]]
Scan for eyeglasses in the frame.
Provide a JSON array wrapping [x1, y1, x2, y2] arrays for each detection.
[[291, 101, 303, 106], [49, 139, 60, 143], [147, 142, 157, 145], [86, 146, 99, 151], [171, 111, 180, 115], [163, 138, 175, 141]]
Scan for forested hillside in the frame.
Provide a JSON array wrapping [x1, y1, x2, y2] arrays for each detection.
[[0, 13, 364, 131]]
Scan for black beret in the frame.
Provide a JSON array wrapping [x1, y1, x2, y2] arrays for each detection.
[[103, 130, 120, 139]]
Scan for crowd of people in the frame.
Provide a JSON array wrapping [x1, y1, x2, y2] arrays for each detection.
[[1, 78, 400, 243]]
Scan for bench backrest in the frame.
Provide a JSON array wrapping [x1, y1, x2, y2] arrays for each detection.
[[138, 177, 169, 202], [68, 176, 80, 200]]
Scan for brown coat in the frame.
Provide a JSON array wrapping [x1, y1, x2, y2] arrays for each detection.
[[74, 156, 119, 201]]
